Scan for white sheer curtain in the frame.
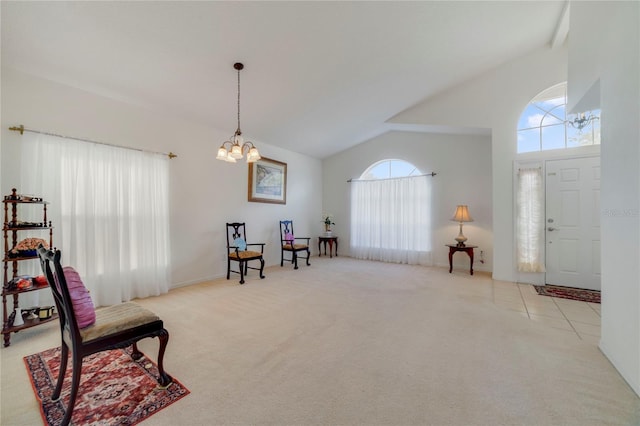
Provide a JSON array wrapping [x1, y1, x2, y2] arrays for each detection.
[[21, 132, 171, 307], [350, 176, 432, 265], [516, 167, 546, 272]]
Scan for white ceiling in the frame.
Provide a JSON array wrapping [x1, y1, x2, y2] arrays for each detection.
[[1, 1, 566, 159]]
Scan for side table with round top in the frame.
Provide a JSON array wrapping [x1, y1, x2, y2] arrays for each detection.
[[318, 236, 338, 258]]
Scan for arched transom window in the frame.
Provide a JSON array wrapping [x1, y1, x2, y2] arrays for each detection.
[[360, 159, 422, 180], [517, 82, 601, 153]]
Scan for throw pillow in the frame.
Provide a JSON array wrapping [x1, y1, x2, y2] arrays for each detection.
[[284, 232, 294, 242], [234, 237, 247, 251], [61, 267, 96, 328]]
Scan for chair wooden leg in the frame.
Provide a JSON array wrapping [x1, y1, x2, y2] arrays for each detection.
[[131, 342, 143, 360], [52, 343, 69, 401], [61, 351, 83, 426], [226, 257, 231, 280], [259, 258, 265, 279], [239, 261, 245, 284], [156, 329, 173, 388], [293, 252, 298, 269], [305, 248, 311, 266], [280, 249, 284, 267]]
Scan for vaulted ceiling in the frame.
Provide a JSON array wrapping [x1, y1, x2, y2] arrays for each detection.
[[1, 1, 567, 158]]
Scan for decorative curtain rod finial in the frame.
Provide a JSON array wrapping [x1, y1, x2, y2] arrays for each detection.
[[9, 125, 25, 135]]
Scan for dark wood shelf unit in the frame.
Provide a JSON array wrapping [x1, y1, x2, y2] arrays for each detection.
[[2, 188, 54, 347]]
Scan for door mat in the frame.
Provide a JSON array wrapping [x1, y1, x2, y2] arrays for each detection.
[[24, 346, 189, 426], [533, 284, 600, 304]]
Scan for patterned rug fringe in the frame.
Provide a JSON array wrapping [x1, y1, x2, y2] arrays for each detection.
[[533, 284, 600, 304]]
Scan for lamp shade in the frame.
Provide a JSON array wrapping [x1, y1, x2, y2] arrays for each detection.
[[451, 205, 473, 222]]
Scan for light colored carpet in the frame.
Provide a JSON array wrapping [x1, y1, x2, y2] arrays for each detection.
[[2, 257, 639, 425]]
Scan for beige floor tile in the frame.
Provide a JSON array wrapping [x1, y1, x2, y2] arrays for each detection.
[[588, 303, 601, 314], [494, 298, 527, 313], [521, 294, 557, 306], [578, 333, 601, 345], [493, 280, 518, 288], [528, 313, 574, 331], [557, 305, 601, 325], [518, 284, 539, 296], [489, 279, 601, 342], [552, 297, 588, 308], [493, 293, 523, 304], [493, 285, 522, 295], [571, 321, 601, 337], [524, 303, 565, 319]]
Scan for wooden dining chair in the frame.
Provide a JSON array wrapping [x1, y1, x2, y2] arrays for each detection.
[[226, 222, 266, 284], [279, 220, 311, 269], [37, 245, 172, 426]]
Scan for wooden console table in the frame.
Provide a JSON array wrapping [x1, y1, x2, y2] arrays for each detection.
[[318, 236, 338, 258], [446, 244, 477, 275]]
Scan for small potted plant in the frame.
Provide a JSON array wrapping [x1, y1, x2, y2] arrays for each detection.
[[323, 214, 335, 235]]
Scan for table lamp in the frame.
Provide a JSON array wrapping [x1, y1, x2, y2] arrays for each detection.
[[451, 205, 473, 246]]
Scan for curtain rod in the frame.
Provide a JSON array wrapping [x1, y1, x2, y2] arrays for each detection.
[[347, 172, 436, 182], [9, 125, 177, 159]]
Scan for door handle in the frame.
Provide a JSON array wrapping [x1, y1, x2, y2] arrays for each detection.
[[547, 227, 556, 231]]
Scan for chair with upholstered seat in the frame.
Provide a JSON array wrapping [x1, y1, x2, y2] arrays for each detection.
[[36, 245, 172, 426], [226, 222, 266, 284], [280, 220, 310, 269]]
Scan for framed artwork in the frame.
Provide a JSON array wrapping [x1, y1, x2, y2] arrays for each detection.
[[248, 157, 287, 204]]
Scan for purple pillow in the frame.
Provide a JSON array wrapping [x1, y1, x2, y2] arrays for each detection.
[[62, 267, 96, 328], [284, 232, 294, 242]]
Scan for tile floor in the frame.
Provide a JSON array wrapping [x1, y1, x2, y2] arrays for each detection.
[[492, 280, 601, 345]]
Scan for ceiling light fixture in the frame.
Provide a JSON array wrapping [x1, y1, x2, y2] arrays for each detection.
[[216, 62, 261, 163], [568, 112, 599, 132]]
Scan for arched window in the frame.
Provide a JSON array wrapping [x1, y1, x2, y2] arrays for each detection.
[[517, 82, 600, 153], [350, 159, 432, 265], [360, 159, 422, 180]]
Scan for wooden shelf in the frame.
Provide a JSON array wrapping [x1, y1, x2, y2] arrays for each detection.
[[4, 225, 52, 231], [1, 313, 58, 336], [3, 284, 50, 296], [2, 199, 48, 205], [4, 254, 40, 262]]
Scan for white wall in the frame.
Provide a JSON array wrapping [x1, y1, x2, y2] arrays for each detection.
[[568, 1, 640, 396], [0, 68, 323, 288], [391, 45, 568, 282], [322, 130, 493, 272]]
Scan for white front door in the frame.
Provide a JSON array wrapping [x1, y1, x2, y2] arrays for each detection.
[[545, 157, 601, 290]]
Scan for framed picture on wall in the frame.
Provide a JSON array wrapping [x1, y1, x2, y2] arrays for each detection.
[[248, 157, 287, 204]]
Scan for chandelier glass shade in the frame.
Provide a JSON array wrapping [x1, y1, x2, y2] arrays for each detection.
[[216, 62, 261, 163]]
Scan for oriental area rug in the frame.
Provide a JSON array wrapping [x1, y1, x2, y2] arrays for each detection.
[[24, 346, 189, 426], [533, 284, 601, 304]]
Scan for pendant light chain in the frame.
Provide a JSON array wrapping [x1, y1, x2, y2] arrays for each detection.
[[236, 67, 241, 134]]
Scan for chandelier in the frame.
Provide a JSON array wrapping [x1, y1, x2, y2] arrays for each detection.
[[216, 62, 261, 163], [568, 111, 599, 131]]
